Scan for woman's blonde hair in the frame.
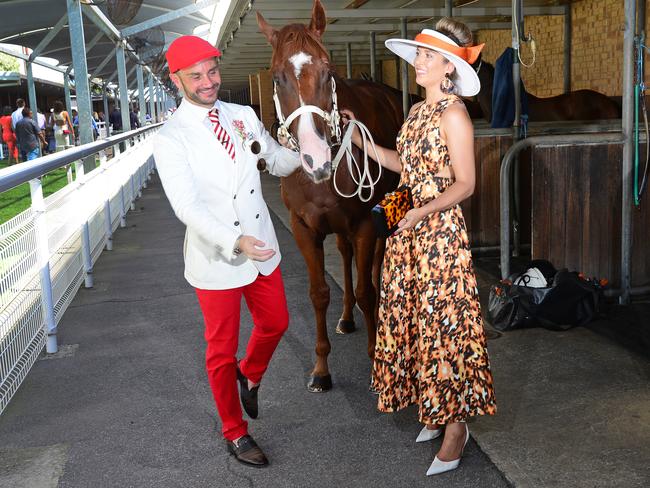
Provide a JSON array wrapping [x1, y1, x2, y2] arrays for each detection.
[[435, 17, 473, 48], [435, 17, 473, 87]]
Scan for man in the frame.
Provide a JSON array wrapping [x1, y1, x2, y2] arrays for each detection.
[[11, 98, 25, 129], [15, 108, 45, 161], [153, 36, 300, 468], [36, 108, 46, 131], [108, 105, 122, 131], [129, 105, 141, 129]]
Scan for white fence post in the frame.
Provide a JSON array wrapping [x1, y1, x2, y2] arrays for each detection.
[[99, 151, 113, 251], [75, 160, 94, 289], [29, 178, 57, 354]]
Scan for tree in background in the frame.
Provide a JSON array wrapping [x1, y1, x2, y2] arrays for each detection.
[[0, 53, 19, 72]]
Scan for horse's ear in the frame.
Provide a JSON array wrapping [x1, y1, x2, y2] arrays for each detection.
[[257, 11, 277, 45], [308, 0, 327, 38]]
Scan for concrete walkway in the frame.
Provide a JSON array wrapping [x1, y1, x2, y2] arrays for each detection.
[[0, 172, 648, 487], [0, 174, 508, 488]]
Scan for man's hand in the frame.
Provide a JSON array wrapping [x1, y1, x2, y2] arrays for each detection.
[[277, 131, 291, 149], [237, 235, 276, 262]]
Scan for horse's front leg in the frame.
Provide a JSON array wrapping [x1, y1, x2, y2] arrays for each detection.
[[290, 212, 333, 392], [352, 219, 378, 360], [335, 234, 356, 334]]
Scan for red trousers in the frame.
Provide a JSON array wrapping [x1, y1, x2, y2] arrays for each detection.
[[195, 266, 289, 441]]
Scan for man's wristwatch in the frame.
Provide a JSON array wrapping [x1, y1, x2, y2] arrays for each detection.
[[233, 235, 243, 256]]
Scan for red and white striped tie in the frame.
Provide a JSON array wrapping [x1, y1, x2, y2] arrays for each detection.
[[207, 108, 236, 160]]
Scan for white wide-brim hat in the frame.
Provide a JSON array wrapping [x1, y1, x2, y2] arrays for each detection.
[[385, 29, 484, 97]]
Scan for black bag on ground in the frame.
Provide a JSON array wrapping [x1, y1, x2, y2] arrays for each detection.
[[487, 265, 601, 332]]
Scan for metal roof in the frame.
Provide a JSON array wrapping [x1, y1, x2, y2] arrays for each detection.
[[216, 0, 572, 90], [0, 1, 571, 93], [0, 0, 214, 91]]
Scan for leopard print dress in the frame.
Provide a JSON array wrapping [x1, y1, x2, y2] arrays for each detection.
[[371, 95, 497, 425]]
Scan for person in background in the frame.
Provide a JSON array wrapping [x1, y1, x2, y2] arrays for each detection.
[[1, 105, 19, 164], [51, 101, 74, 151], [11, 98, 25, 129], [36, 108, 46, 131], [109, 105, 122, 132], [129, 105, 141, 129], [15, 107, 45, 161]]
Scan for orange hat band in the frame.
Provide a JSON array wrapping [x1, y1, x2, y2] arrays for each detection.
[[413, 33, 484, 64]]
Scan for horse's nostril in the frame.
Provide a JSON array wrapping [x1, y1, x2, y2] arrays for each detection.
[[304, 154, 314, 168]]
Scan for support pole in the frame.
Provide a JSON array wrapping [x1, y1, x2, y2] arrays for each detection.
[[102, 82, 110, 137], [26, 62, 40, 156], [136, 64, 146, 126], [346, 43, 352, 78], [445, 0, 453, 17], [64, 68, 73, 117], [370, 31, 377, 82], [401, 17, 409, 118], [511, 0, 523, 257], [563, 4, 571, 93], [67, 0, 94, 171], [30, 178, 57, 353], [116, 42, 132, 133], [148, 72, 156, 123], [620, 0, 636, 304], [157, 83, 164, 120]]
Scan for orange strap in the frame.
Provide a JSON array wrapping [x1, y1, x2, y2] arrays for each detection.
[[414, 33, 484, 64]]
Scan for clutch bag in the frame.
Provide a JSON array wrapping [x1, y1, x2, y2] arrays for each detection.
[[371, 186, 413, 237]]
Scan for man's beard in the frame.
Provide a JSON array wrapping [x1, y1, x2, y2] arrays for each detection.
[[183, 80, 220, 106]]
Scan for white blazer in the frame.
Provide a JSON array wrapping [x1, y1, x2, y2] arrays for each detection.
[[153, 99, 300, 290]]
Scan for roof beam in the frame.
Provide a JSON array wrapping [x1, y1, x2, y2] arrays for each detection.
[[81, 4, 122, 41], [0, 45, 66, 73], [29, 14, 68, 61], [253, 6, 564, 19], [121, 0, 219, 37]]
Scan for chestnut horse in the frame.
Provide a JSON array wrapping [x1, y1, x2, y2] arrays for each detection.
[[475, 57, 621, 123], [257, 0, 402, 391]]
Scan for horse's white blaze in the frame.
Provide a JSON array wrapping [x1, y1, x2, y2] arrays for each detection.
[[289, 52, 312, 79], [297, 111, 331, 176]]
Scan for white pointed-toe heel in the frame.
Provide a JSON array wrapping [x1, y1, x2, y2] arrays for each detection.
[[426, 423, 470, 476], [416, 425, 442, 443]]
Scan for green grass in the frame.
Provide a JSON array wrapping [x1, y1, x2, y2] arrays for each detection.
[[0, 158, 73, 225]]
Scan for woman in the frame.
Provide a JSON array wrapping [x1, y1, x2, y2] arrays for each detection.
[[1, 105, 18, 164], [51, 101, 74, 151], [342, 18, 496, 476]]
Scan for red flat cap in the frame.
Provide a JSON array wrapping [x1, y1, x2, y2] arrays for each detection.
[[166, 35, 222, 73]]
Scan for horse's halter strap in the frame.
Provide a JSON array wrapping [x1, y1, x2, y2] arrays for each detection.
[[272, 75, 341, 152]]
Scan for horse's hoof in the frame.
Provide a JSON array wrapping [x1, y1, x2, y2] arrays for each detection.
[[335, 319, 356, 334], [307, 374, 332, 392]]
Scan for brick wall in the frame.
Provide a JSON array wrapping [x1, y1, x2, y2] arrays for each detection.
[[571, 0, 624, 95], [473, 0, 635, 97]]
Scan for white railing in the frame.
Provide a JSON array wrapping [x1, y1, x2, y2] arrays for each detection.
[[0, 124, 161, 415]]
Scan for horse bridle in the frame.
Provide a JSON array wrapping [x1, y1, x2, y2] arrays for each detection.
[[271, 72, 383, 203], [272, 75, 342, 152]]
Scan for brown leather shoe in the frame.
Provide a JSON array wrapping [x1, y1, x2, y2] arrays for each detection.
[[226, 435, 269, 467]]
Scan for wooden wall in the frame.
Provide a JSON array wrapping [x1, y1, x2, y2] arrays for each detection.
[[531, 144, 650, 287]]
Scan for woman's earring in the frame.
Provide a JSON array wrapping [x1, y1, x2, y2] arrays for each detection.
[[440, 73, 455, 94]]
